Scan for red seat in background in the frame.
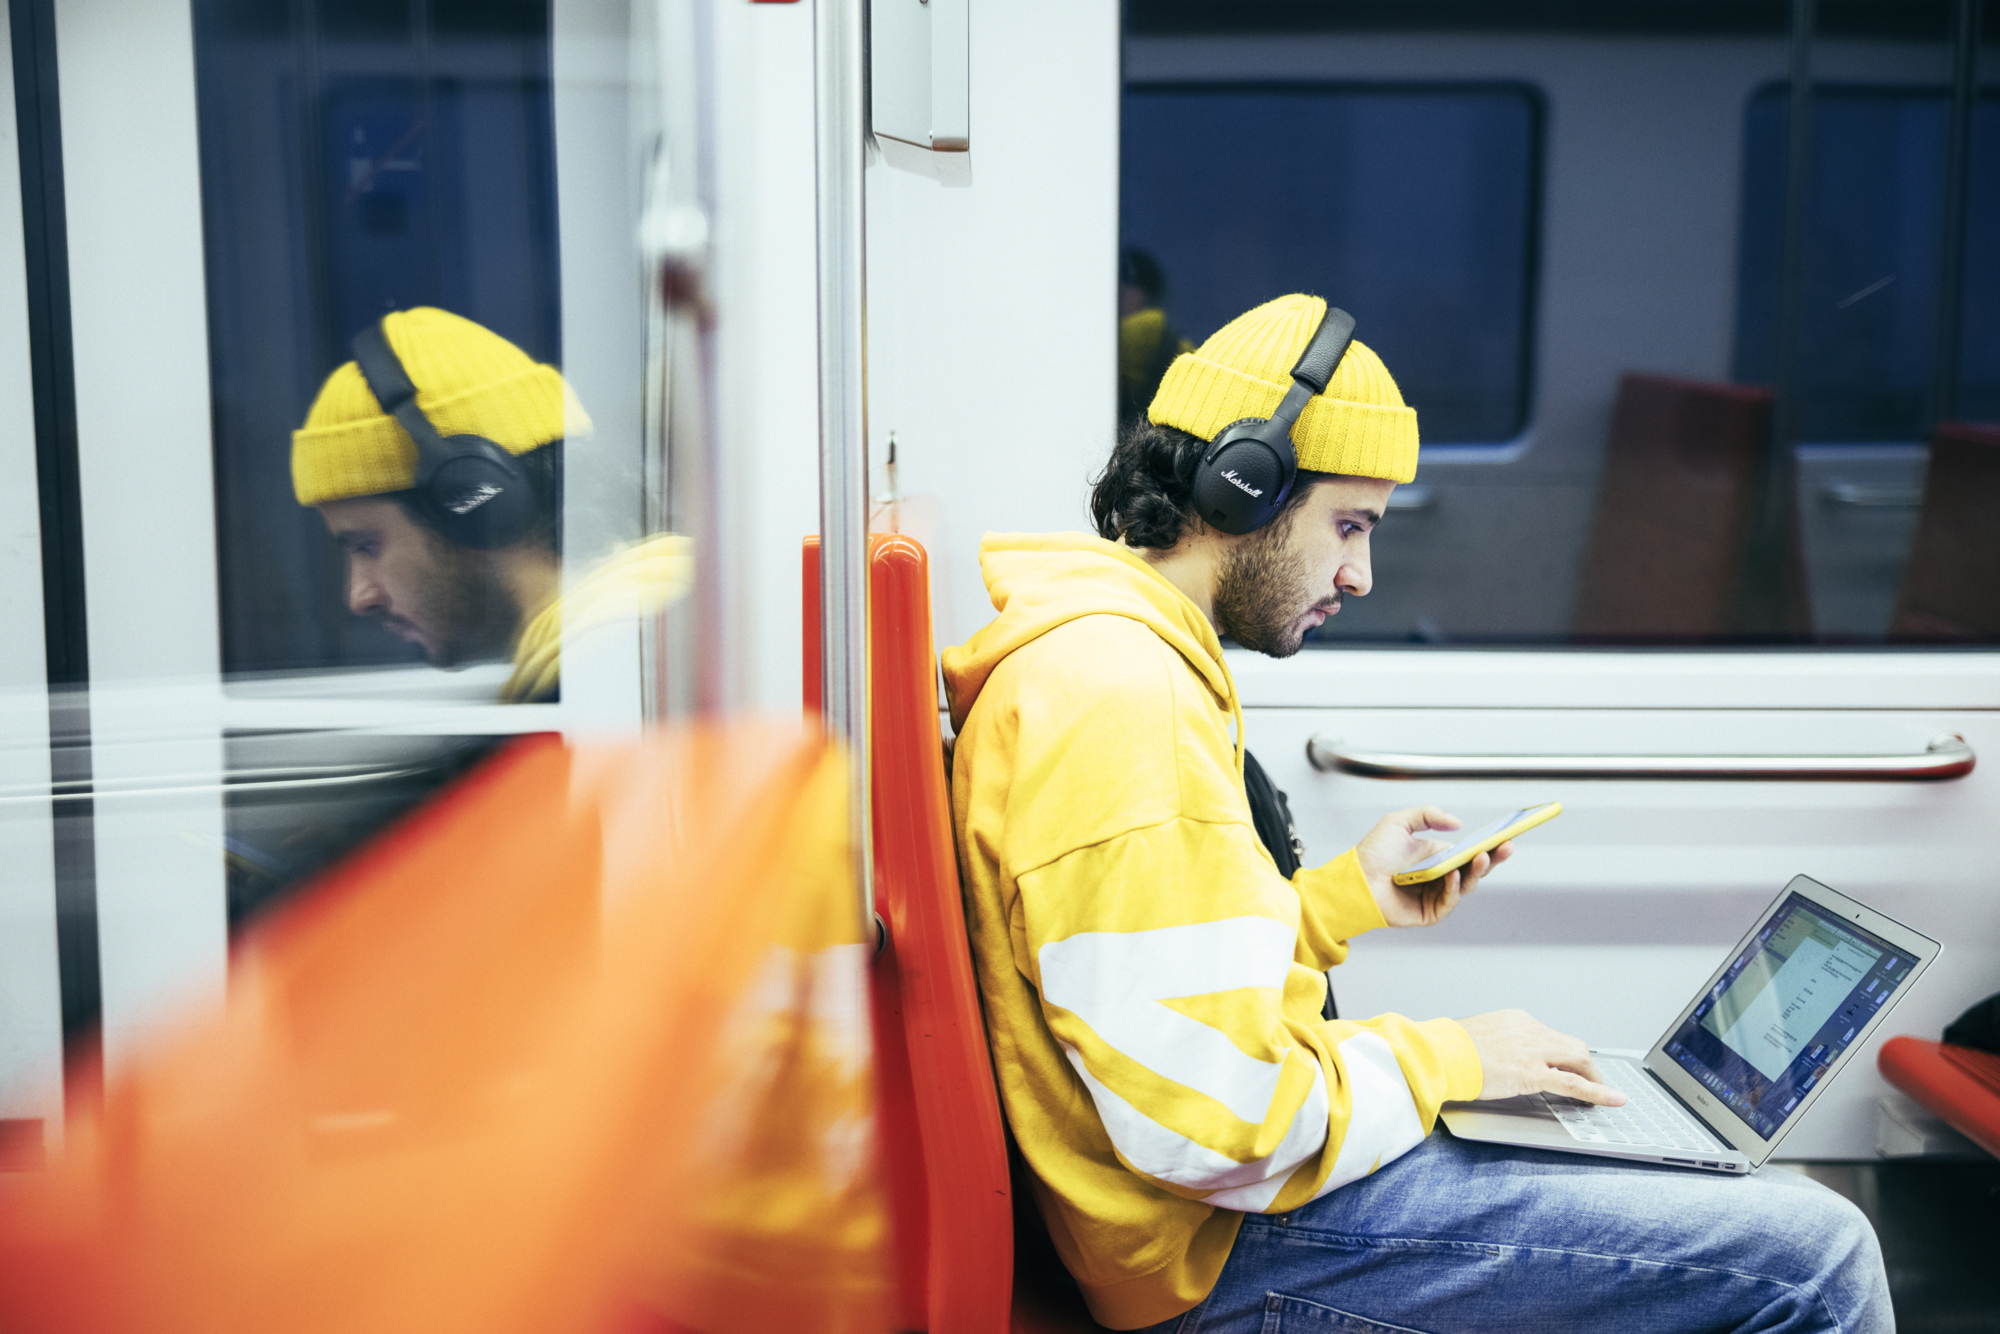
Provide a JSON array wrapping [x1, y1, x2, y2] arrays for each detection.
[[1571, 373, 1811, 640], [803, 534, 1104, 1334], [1878, 1036, 2000, 1161]]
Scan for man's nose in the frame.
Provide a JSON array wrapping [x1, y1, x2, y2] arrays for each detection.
[[1339, 545, 1373, 599], [346, 564, 386, 617]]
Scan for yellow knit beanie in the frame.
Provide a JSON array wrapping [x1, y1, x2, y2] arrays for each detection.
[[291, 307, 590, 506], [1148, 294, 1419, 483]]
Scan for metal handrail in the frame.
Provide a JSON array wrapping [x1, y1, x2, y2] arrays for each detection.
[[0, 761, 450, 806], [1306, 733, 1976, 782]]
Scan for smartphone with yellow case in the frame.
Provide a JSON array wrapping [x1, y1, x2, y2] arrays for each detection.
[[1392, 802, 1562, 886]]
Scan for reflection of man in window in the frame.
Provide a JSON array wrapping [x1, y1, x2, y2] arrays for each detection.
[[291, 307, 686, 703], [1117, 247, 1193, 427]]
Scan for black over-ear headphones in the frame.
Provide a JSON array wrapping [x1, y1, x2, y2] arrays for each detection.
[[1190, 304, 1357, 535], [348, 320, 541, 550]]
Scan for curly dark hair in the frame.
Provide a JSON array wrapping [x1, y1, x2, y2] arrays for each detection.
[[1090, 419, 1323, 551]]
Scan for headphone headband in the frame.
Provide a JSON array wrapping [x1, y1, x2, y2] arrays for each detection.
[[1289, 305, 1356, 397], [350, 322, 450, 459], [1190, 302, 1357, 536], [345, 319, 541, 550]]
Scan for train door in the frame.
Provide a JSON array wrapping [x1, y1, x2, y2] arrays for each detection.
[[1115, 3, 1997, 1157]]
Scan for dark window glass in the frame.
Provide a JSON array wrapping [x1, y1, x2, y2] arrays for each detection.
[[1120, 83, 1541, 444], [1955, 91, 2000, 425], [1733, 84, 2000, 438], [193, 0, 560, 675]]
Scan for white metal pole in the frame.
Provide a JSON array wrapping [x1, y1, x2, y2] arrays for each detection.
[[814, 0, 872, 934]]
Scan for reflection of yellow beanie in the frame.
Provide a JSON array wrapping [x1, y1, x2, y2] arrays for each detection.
[[1148, 294, 1419, 483], [291, 307, 591, 506]]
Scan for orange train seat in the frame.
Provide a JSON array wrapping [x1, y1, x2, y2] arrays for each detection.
[[1878, 1036, 2000, 1161], [1571, 373, 1811, 640], [1889, 420, 2000, 642], [804, 534, 1105, 1333]]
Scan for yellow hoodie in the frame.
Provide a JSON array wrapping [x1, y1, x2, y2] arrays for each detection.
[[941, 532, 1482, 1329], [501, 533, 694, 704]]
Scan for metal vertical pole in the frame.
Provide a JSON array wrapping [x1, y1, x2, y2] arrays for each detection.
[[1736, 0, 1816, 638], [815, 0, 872, 935], [1931, 0, 1981, 429]]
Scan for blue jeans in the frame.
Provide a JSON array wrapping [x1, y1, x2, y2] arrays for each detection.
[[1144, 1131, 1889, 1334]]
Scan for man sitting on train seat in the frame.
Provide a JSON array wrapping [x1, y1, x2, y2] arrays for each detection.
[[941, 294, 1888, 1333], [291, 307, 689, 703]]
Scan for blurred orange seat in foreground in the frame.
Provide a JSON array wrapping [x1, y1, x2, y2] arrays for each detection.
[[0, 725, 888, 1334]]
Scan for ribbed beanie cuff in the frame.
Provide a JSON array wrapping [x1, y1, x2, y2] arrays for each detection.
[[291, 307, 591, 506]]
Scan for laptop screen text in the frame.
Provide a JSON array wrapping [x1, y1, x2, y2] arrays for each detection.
[[1663, 893, 1916, 1141]]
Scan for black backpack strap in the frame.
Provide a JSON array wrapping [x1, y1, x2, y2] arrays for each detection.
[[1243, 749, 1336, 1021], [1242, 749, 1301, 877]]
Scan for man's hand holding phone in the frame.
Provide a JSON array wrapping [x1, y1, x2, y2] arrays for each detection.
[[1354, 806, 1512, 927]]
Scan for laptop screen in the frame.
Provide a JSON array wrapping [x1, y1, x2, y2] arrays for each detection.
[[1662, 891, 1920, 1141]]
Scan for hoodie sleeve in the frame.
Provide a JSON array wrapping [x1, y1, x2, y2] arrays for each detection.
[[1015, 817, 1483, 1214], [1291, 848, 1389, 971]]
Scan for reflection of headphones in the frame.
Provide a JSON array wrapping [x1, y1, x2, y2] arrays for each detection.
[[1190, 304, 1357, 535], [349, 321, 541, 550]]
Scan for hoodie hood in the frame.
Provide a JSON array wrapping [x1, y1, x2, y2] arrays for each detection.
[[941, 532, 1238, 740]]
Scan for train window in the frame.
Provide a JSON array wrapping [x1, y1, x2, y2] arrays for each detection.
[[1119, 82, 1541, 445], [1124, 10, 1995, 648], [192, 0, 562, 679], [1733, 84, 2000, 441], [1729, 79, 1998, 645]]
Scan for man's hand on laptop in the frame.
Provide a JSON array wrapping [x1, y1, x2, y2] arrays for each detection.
[[1354, 806, 1511, 927], [1457, 1010, 1627, 1106]]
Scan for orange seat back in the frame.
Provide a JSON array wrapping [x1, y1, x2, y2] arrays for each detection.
[[1878, 1035, 2000, 1160], [805, 534, 1015, 1334]]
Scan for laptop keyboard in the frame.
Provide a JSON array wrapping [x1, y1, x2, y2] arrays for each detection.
[[1543, 1061, 1718, 1152]]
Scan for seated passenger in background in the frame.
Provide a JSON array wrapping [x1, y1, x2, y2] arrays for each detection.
[[942, 294, 1888, 1333], [291, 307, 687, 703]]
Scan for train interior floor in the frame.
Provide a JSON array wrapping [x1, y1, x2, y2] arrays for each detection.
[[1781, 1159, 2000, 1333]]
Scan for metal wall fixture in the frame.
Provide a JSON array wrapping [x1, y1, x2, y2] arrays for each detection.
[[871, 0, 970, 184], [1306, 733, 1976, 782]]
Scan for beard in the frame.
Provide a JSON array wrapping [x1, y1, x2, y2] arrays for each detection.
[[377, 529, 525, 668], [1211, 504, 1335, 658]]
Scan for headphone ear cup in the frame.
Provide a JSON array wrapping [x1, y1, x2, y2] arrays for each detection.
[[423, 437, 539, 550], [1193, 431, 1292, 536]]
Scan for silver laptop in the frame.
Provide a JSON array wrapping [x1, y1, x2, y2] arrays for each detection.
[[1441, 875, 1940, 1173]]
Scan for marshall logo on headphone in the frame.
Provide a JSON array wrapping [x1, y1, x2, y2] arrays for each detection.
[[446, 484, 504, 515], [1221, 470, 1263, 498]]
